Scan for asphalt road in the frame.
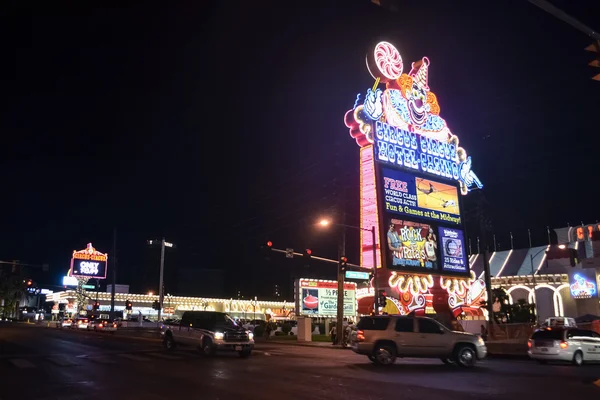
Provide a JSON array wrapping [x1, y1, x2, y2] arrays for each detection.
[[0, 323, 599, 400]]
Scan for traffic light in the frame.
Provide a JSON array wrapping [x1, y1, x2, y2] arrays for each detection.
[[377, 290, 387, 308], [93, 301, 100, 311], [125, 300, 133, 310], [585, 40, 600, 81], [339, 256, 348, 271], [545, 246, 578, 267], [26, 279, 33, 287], [302, 249, 312, 266], [152, 300, 160, 311], [261, 241, 273, 260]]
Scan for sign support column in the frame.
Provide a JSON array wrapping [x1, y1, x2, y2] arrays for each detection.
[[158, 238, 166, 326]]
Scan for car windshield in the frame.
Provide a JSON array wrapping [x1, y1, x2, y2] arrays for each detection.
[[531, 329, 564, 340], [224, 314, 238, 326]]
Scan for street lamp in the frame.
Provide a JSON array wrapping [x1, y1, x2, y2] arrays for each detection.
[[318, 218, 379, 346], [148, 291, 153, 296], [147, 238, 175, 327], [318, 218, 379, 314], [529, 246, 549, 323]]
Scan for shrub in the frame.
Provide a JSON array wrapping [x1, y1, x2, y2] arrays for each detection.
[[281, 323, 292, 334], [254, 325, 265, 337]]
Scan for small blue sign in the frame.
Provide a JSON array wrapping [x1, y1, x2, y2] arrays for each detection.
[[345, 271, 370, 280]]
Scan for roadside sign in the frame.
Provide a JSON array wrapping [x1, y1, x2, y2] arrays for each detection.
[[285, 248, 294, 258], [82, 284, 96, 290], [345, 271, 370, 280]]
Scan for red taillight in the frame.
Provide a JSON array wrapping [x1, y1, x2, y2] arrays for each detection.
[[527, 340, 532, 348], [113, 324, 117, 328], [357, 330, 365, 342], [559, 341, 568, 349]]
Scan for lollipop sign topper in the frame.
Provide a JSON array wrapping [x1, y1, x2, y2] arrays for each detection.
[[345, 41, 483, 194]]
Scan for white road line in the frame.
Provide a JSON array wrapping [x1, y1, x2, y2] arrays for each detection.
[[8, 358, 35, 369], [87, 357, 117, 364], [146, 352, 182, 360], [118, 354, 153, 362], [46, 356, 79, 367]]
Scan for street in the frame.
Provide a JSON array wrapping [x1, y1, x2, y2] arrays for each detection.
[[0, 324, 599, 400]]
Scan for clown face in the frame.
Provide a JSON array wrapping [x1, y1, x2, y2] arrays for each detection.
[[407, 82, 428, 125]]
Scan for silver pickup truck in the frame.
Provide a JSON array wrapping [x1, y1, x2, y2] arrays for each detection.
[[160, 311, 254, 358]]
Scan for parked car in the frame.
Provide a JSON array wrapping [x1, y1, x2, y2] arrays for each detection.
[[528, 326, 600, 365], [161, 311, 254, 358], [351, 315, 487, 368]]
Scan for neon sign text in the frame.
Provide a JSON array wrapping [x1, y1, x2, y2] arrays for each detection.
[[80, 262, 100, 275], [376, 120, 460, 181]]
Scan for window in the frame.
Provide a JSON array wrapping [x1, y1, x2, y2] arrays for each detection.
[[531, 329, 565, 340], [418, 318, 443, 334], [356, 317, 390, 331], [567, 329, 593, 339], [394, 318, 414, 333]]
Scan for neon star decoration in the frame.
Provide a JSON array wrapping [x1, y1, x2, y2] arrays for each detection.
[[345, 41, 483, 194]]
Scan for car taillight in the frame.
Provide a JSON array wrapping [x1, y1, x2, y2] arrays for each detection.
[[357, 330, 365, 342], [559, 341, 568, 349], [113, 324, 117, 328], [527, 339, 532, 348]]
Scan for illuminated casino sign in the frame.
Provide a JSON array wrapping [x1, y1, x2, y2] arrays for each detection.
[[70, 243, 108, 279], [344, 40, 485, 317], [345, 41, 483, 195]]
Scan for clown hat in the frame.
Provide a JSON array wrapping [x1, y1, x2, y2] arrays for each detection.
[[409, 57, 430, 90]]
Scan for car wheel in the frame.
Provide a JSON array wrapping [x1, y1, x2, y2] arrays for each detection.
[[373, 344, 397, 365], [239, 348, 252, 358], [163, 334, 176, 351], [572, 351, 583, 366], [367, 355, 376, 363], [455, 345, 477, 368], [201, 338, 215, 356], [440, 358, 455, 365]]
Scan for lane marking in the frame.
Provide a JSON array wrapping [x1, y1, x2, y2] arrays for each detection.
[[87, 357, 116, 364], [146, 352, 182, 360], [8, 358, 35, 369], [46, 356, 79, 367], [118, 353, 153, 362]]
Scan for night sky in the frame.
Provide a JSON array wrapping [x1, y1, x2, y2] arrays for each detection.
[[2, 1, 599, 298]]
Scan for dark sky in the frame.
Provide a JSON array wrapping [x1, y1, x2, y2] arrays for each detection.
[[1, 1, 599, 298]]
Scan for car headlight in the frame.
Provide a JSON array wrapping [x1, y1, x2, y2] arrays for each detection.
[[214, 332, 224, 340], [478, 336, 485, 345], [248, 332, 254, 340]]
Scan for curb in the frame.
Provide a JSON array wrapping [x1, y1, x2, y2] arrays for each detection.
[[257, 340, 349, 350]]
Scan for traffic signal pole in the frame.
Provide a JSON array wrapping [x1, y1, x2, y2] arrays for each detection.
[[157, 238, 166, 327]]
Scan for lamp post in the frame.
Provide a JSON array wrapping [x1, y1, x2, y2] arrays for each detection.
[[319, 219, 379, 345], [529, 246, 556, 323], [147, 238, 175, 327]]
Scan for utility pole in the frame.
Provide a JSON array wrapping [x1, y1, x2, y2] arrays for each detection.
[[475, 192, 494, 325], [157, 238, 166, 326], [335, 185, 347, 346], [110, 228, 117, 317]]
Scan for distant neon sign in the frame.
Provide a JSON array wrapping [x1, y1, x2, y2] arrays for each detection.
[[570, 273, 597, 299], [345, 41, 483, 195]]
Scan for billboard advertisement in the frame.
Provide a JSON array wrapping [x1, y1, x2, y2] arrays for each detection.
[[438, 227, 468, 273], [296, 279, 356, 317], [569, 269, 598, 300], [384, 219, 438, 272], [70, 243, 108, 279], [381, 167, 461, 226]]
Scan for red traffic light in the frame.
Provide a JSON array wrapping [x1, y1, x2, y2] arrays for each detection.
[[306, 249, 312, 255], [340, 256, 348, 263], [266, 241, 273, 247], [26, 280, 32, 286]]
